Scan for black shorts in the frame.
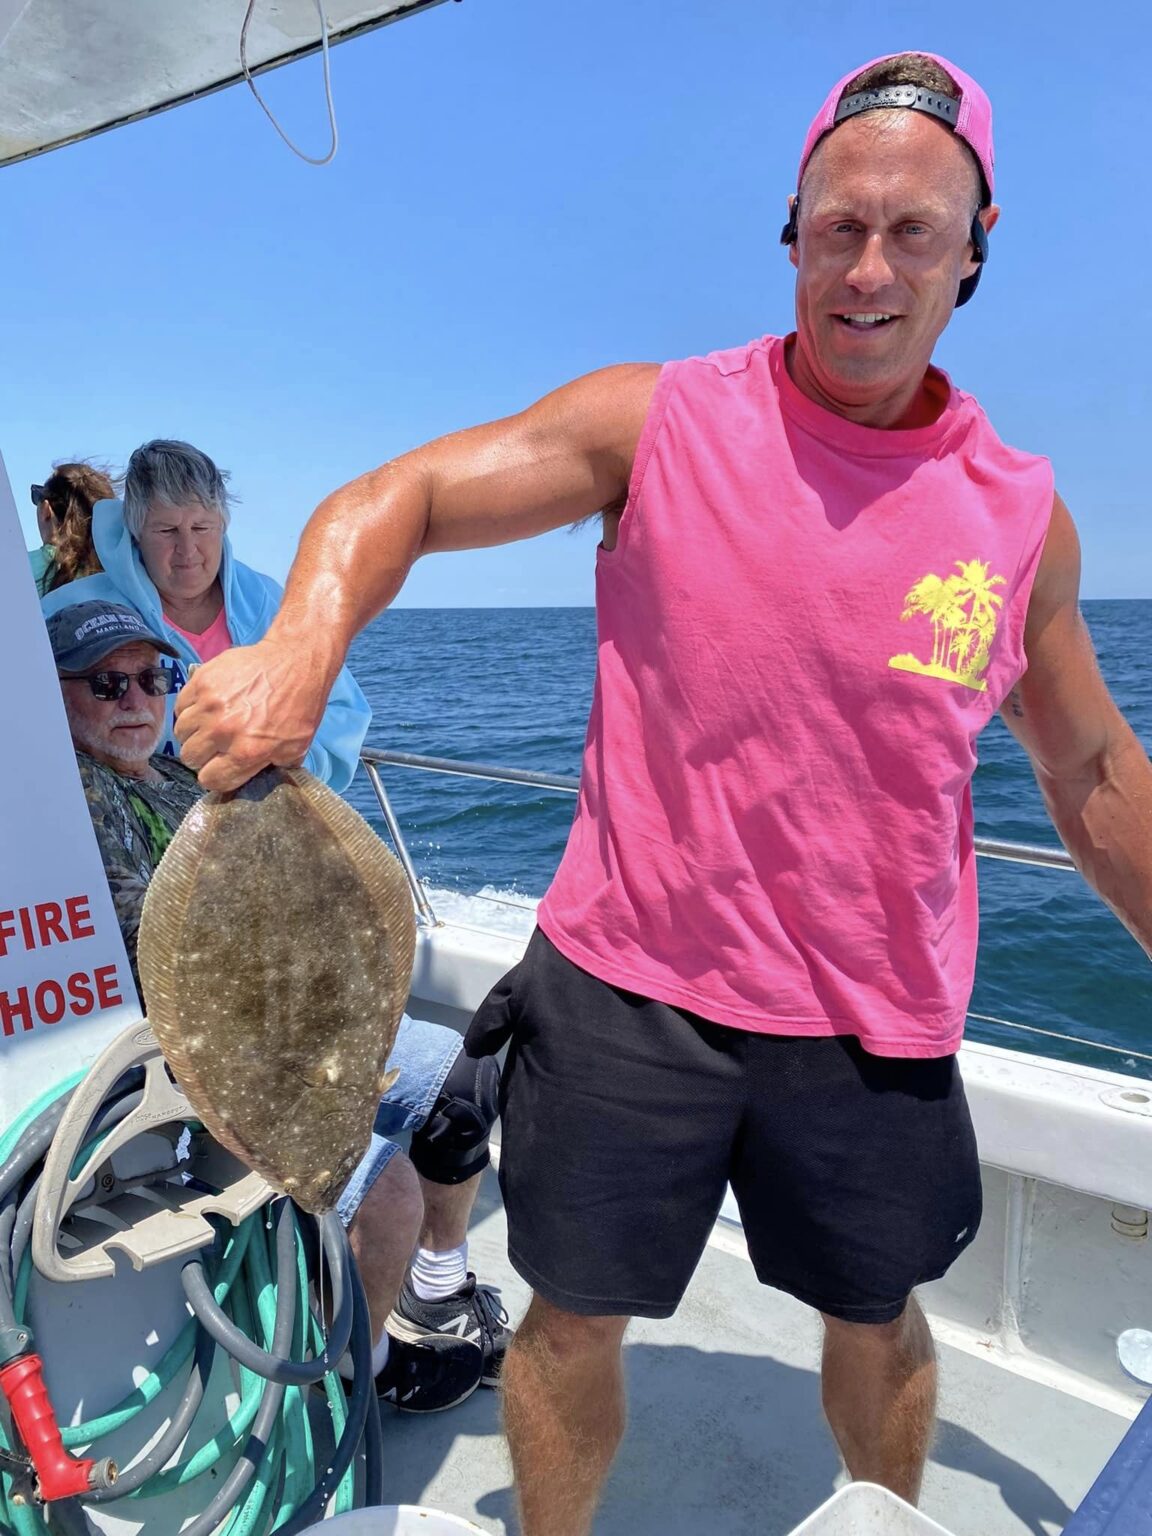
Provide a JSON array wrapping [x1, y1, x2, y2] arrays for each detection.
[[465, 929, 981, 1324]]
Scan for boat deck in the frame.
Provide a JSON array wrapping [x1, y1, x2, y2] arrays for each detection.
[[379, 1169, 1129, 1536]]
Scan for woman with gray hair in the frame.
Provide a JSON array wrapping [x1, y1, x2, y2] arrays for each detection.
[[42, 440, 371, 791]]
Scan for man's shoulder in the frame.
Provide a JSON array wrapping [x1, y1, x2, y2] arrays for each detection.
[[75, 753, 198, 815], [151, 756, 205, 814], [152, 755, 201, 791], [674, 334, 780, 381], [74, 753, 139, 846], [75, 750, 123, 796], [75, 752, 140, 812], [946, 380, 1051, 474]]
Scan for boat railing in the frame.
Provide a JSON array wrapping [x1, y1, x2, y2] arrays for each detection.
[[360, 746, 1152, 1071], [359, 747, 1152, 1070], [360, 746, 1078, 924]]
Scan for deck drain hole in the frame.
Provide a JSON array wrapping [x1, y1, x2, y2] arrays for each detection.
[[1118, 1329, 1152, 1385], [1121, 1092, 1151, 1104]]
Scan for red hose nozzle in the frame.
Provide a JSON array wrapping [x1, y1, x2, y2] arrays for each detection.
[[0, 1353, 104, 1502]]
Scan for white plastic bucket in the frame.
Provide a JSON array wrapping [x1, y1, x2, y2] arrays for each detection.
[[786, 1483, 954, 1535], [310, 1508, 487, 1535]]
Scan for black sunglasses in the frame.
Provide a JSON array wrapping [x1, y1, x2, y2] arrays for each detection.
[[30, 484, 46, 508], [64, 667, 175, 702]]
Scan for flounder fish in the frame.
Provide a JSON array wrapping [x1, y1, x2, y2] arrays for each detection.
[[138, 766, 416, 1214]]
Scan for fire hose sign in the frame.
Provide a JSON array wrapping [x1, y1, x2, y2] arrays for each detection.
[[0, 453, 139, 1128]]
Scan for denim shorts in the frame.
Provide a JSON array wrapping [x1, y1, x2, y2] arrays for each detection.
[[336, 1012, 462, 1225]]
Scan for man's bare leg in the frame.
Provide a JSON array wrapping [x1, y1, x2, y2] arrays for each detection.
[[502, 1293, 629, 1536], [820, 1296, 937, 1503], [347, 1151, 424, 1339], [416, 1171, 480, 1251]]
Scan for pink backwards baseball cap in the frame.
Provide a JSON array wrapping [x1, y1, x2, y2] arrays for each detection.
[[782, 52, 995, 306]]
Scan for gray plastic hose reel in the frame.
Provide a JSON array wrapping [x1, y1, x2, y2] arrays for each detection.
[[32, 1021, 274, 1283]]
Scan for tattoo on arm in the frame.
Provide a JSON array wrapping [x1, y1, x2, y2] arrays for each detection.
[[1007, 689, 1025, 719]]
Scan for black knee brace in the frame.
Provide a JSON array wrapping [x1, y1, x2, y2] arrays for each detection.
[[408, 1049, 499, 1185]]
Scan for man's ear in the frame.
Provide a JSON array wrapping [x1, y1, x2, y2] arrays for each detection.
[[786, 193, 799, 270], [962, 203, 1000, 276]]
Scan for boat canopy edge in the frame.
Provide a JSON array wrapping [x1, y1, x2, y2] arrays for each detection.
[[0, 0, 452, 169]]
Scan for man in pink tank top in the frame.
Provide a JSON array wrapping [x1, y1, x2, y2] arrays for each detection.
[[176, 52, 1152, 1532]]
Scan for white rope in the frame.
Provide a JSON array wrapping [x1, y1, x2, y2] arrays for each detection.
[[967, 1010, 1152, 1066], [239, 0, 339, 167]]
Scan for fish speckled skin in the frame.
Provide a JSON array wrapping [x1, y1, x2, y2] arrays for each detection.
[[138, 766, 416, 1213]]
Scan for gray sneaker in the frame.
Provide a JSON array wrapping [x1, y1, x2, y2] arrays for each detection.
[[387, 1275, 513, 1388]]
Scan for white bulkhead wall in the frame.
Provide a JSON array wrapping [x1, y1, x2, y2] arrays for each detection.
[[0, 450, 141, 1132]]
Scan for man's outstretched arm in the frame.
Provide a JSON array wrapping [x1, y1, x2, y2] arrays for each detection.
[[175, 363, 659, 790], [1001, 493, 1152, 957]]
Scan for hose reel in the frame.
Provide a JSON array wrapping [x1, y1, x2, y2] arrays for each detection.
[[32, 1022, 272, 1284], [0, 1020, 383, 1530]]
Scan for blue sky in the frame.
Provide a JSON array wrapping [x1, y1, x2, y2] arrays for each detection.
[[3, 0, 1149, 602]]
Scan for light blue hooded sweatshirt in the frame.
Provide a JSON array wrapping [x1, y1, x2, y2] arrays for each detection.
[[28, 545, 54, 596], [41, 500, 372, 792]]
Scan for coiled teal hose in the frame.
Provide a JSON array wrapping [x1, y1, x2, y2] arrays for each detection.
[[0, 1076, 362, 1533]]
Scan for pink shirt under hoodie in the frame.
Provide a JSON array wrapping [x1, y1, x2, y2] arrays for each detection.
[[537, 335, 1054, 1057], [165, 606, 233, 663]]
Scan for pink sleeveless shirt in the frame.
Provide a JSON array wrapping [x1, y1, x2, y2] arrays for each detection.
[[537, 335, 1054, 1057]]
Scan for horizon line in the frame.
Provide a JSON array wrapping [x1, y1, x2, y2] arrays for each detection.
[[372, 596, 1149, 611]]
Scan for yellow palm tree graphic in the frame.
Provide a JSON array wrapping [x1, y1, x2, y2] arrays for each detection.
[[889, 559, 1007, 692]]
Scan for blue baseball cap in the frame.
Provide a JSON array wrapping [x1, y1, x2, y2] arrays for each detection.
[[48, 602, 181, 674]]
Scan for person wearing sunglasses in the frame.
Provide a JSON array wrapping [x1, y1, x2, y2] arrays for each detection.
[[27, 463, 115, 597], [48, 601, 202, 980], [47, 602, 511, 1416], [40, 439, 370, 792]]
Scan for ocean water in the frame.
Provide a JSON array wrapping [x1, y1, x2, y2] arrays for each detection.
[[347, 602, 1152, 1079]]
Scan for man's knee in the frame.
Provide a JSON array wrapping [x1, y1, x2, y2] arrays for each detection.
[[409, 1050, 500, 1185], [821, 1296, 932, 1357], [351, 1150, 423, 1246], [515, 1294, 630, 1362]]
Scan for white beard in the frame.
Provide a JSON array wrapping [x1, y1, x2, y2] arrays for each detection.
[[71, 711, 163, 769]]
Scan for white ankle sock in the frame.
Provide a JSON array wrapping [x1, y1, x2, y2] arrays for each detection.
[[372, 1330, 392, 1377], [338, 1328, 390, 1383], [410, 1242, 469, 1301]]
